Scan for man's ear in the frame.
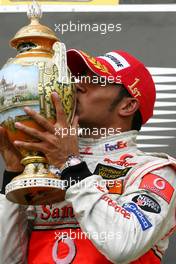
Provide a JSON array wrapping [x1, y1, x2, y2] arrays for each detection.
[[118, 97, 140, 117]]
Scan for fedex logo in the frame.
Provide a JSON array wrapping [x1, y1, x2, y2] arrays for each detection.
[[105, 141, 127, 152]]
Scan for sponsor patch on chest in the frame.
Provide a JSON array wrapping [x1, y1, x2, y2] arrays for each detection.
[[31, 205, 79, 229], [107, 179, 123, 195], [94, 163, 131, 179]]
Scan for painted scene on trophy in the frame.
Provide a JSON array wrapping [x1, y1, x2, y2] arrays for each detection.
[[0, 63, 39, 124]]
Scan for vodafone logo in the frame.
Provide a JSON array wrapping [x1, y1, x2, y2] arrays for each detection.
[[153, 178, 166, 190], [52, 235, 76, 264], [139, 173, 174, 204]]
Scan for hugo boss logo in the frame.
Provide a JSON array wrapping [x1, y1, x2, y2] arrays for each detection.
[[132, 194, 161, 214]]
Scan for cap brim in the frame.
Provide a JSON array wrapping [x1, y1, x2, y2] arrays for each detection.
[[67, 49, 111, 78]]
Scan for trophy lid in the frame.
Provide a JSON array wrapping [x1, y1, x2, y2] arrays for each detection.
[[10, 0, 59, 49]]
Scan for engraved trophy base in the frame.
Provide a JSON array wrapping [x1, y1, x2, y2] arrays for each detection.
[[5, 156, 66, 205]]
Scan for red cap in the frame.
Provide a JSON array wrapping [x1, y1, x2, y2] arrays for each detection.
[[67, 49, 156, 124]]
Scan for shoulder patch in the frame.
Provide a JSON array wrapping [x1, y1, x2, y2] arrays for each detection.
[[139, 173, 174, 204], [123, 202, 152, 231], [132, 194, 161, 214]]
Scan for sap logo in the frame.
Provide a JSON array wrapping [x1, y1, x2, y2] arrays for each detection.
[[105, 141, 127, 152]]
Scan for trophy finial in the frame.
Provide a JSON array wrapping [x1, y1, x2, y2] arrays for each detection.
[[10, 0, 59, 49], [27, 0, 42, 21]]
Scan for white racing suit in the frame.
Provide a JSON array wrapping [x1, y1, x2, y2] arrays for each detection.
[[0, 130, 176, 264]]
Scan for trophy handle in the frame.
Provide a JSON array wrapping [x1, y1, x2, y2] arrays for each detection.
[[52, 41, 69, 85], [52, 41, 77, 124]]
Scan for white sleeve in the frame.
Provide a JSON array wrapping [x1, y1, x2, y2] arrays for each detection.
[[0, 194, 29, 264], [65, 166, 176, 264]]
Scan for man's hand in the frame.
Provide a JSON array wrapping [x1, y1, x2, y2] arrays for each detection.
[[14, 92, 79, 169], [0, 127, 24, 172]]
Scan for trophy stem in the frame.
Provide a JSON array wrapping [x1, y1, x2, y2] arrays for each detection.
[[5, 156, 66, 205], [21, 155, 48, 166]]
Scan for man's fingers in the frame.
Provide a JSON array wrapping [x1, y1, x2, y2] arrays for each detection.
[[15, 122, 46, 141], [51, 92, 67, 127], [23, 107, 55, 133], [14, 140, 44, 152]]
